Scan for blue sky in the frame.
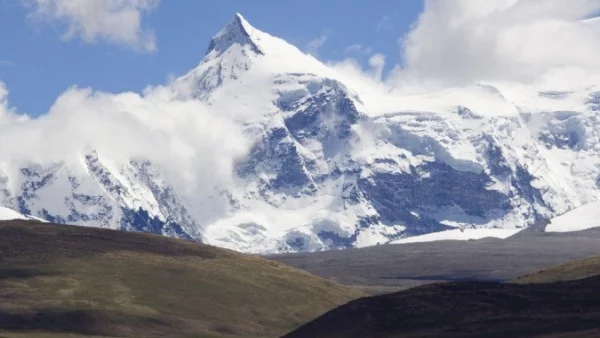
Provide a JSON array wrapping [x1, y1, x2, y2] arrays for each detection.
[[0, 1, 423, 117]]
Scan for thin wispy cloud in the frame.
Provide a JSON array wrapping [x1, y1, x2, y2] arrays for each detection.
[[0, 81, 23, 126], [344, 44, 362, 53], [306, 33, 328, 57], [376, 15, 391, 32], [0, 60, 15, 67], [344, 44, 373, 55]]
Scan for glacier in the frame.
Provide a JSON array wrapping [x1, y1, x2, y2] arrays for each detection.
[[1, 13, 600, 253]]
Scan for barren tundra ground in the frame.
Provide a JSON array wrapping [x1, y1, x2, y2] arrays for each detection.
[[269, 226, 600, 292]]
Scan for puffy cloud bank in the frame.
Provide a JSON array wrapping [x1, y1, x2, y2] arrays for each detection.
[[24, 0, 159, 52], [400, 0, 600, 86], [330, 0, 600, 92], [0, 82, 248, 193]]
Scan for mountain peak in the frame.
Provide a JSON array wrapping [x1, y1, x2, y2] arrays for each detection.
[[175, 13, 335, 98], [206, 13, 265, 56], [233, 13, 251, 30]]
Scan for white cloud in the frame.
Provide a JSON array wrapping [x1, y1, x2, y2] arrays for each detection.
[[0, 82, 248, 193], [396, 0, 600, 87], [327, 54, 390, 102], [323, 1, 600, 117], [24, 0, 159, 52], [306, 34, 328, 57]]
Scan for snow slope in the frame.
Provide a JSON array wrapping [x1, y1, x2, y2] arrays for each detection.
[[390, 228, 523, 244], [0, 206, 31, 221], [545, 201, 600, 233], [1, 14, 600, 253]]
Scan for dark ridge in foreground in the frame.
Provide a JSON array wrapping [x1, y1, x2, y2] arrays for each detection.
[[0, 220, 362, 338], [283, 276, 600, 338]]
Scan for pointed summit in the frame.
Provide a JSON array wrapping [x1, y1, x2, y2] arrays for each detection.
[[175, 13, 335, 99], [206, 13, 265, 56]]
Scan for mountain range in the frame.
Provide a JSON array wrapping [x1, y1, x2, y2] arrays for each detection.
[[1, 13, 600, 253]]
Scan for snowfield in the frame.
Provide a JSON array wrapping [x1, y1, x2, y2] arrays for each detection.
[[546, 201, 600, 233], [391, 228, 524, 244]]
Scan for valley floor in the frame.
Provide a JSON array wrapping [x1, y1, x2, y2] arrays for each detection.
[[269, 227, 600, 291]]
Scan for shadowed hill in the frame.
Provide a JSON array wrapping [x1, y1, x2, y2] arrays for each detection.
[[283, 276, 600, 338], [0, 220, 362, 338]]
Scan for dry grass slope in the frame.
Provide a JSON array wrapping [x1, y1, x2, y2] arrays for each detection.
[[516, 255, 600, 284], [0, 220, 363, 338]]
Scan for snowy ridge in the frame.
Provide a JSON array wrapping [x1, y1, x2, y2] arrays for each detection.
[[2, 14, 600, 253]]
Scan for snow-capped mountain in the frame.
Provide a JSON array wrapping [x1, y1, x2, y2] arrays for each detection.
[[2, 14, 600, 253]]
